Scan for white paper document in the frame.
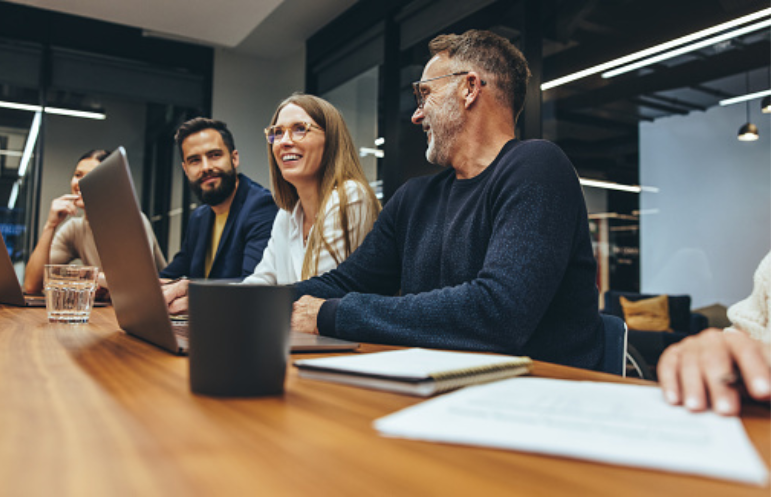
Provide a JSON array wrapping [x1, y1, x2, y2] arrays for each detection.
[[374, 378, 769, 485]]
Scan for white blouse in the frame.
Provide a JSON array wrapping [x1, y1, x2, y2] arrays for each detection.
[[242, 180, 373, 285], [726, 250, 771, 344]]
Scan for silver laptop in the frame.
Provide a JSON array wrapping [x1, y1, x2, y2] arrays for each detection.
[[78, 147, 358, 355], [0, 228, 111, 308], [0, 235, 46, 306]]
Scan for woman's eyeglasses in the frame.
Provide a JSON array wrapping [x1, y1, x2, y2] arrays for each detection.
[[264, 121, 323, 144]]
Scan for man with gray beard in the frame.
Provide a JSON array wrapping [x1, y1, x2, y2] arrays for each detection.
[[292, 30, 603, 369]]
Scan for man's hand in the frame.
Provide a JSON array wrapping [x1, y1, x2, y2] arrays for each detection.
[[658, 328, 771, 416], [94, 272, 110, 302], [291, 295, 326, 335], [161, 279, 190, 315], [46, 194, 80, 229]]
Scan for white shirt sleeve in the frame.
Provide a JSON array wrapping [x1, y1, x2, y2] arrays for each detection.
[[241, 210, 288, 285], [242, 181, 374, 285], [50, 219, 80, 264], [726, 250, 771, 343]]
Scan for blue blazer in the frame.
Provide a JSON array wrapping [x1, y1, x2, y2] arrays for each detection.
[[160, 173, 278, 279]]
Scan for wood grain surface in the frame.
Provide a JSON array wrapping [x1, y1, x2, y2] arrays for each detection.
[[0, 306, 767, 496]]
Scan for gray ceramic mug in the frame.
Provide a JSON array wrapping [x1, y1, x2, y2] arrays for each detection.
[[188, 281, 294, 397]]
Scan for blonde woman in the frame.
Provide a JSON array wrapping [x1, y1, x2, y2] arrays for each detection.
[[243, 93, 381, 284], [163, 94, 381, 314]]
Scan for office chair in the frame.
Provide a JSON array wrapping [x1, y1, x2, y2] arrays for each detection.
[[601, 314, 628, 377], [625, 343, 655, 380], [603, 291, 708, 366]]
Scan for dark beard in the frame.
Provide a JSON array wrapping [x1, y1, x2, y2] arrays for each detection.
[[191, 168, 238, 206]]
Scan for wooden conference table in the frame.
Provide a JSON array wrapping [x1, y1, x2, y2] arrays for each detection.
[[0, 306, 768, 497]]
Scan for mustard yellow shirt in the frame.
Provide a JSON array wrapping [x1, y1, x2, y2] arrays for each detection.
[[205, 210, 229, 277]]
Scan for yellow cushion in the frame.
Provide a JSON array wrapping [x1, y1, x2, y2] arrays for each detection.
[[620, 295, 672, 332]]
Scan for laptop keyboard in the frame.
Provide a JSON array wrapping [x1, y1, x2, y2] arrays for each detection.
[[171, 321, 189, 338]]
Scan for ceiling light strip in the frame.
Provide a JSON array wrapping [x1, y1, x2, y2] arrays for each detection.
[[580, 178, 661, 194], [580, 178, 640, 193], [602, 19, 771, 79], [8, 112, 42, 209], [359, 147, 384, 158], [0, 100, 106, 120], [541, 7, 771, 91], [719, 89, 771, 106], [7, 182, 20, 210], [0, 101, 40, 112], [44, 107, 107, 120], [17, 112, 42, 179]]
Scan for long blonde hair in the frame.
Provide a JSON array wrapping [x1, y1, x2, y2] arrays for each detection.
[[267, 93, 381, 280]]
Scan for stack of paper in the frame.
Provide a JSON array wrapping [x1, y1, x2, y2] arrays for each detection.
[[375, 378, 769, 485]]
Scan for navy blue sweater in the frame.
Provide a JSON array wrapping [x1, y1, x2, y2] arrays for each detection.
[[295, 140, 603, 369]]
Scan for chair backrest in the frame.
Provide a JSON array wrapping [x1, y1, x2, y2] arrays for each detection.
[[601, 314, 628, 376]]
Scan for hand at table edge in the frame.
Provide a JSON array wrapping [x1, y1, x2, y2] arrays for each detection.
[[657, 328, 771, 416], [292, 295, 325, 335]]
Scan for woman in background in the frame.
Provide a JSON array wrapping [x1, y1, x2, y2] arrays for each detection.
[[242, 93, 381, 284], [24, 149, 166, 294]]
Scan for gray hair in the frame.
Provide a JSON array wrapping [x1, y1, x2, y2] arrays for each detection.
[[429, 30, 531, 124]]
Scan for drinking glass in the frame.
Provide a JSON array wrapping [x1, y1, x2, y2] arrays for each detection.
[[44, 265, 99, 324]]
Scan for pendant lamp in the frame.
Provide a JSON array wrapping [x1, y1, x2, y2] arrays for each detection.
[[738, 72, 759, 141]]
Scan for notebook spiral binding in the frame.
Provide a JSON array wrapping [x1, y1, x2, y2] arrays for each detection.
[[427, 358, 533, 394]]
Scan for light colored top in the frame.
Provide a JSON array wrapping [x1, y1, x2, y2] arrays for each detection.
[[205, 210, 229, 277], [243, 180, 371, 285], [726, 250, 771, 343], [51, 215, 167, 271]]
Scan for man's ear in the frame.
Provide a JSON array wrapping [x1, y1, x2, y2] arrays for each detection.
[[463, 72, 484, 109], [231, 150, 240, 169]]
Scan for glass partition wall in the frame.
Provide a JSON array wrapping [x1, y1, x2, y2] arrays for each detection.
[[322, 66, 382, 198], [0, 39, 47, 274], [0, 4, 212, 283], [0, 90, 37, 277]]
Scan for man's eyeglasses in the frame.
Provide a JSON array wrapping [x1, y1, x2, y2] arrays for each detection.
[[264, 121, 323, 144], [411, 71, 487, 109]]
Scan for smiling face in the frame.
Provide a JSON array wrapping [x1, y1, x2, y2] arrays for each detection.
[[181, 128, 239, 206], [271, 104, 325, 188], [71, 157, 101, 209], [411, 54, 465, 167]]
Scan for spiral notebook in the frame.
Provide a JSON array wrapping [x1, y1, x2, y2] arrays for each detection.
[[294, 348, 533, 396]]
